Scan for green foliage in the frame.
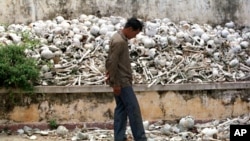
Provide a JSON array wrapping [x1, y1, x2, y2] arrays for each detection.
[[0, 44, 40, 91], [20, 30, 41, 49], [48, 119, 59, 129]]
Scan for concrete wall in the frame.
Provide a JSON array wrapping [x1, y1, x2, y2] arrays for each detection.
[[0, 0, 250, 26], [0, 89, 249, 123]]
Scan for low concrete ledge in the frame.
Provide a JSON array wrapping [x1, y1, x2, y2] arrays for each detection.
[[134, 81, 250, 91], [0, 81, 249, 93]]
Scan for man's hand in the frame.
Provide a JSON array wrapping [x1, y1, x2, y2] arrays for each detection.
[[105, 72, 110, 84], [113, 86, 121, 95], [106, 72, 121, 95]]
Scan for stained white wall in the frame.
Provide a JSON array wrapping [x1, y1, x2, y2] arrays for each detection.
[[0, 0, 249, 26]]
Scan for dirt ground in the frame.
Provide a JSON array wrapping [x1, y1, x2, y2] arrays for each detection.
[[0, 136, 43, 141], [0, 136, 37, 141], [0, 134, 72, 141]]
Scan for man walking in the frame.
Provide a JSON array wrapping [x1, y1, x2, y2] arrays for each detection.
[[105, 17, 147, 141]]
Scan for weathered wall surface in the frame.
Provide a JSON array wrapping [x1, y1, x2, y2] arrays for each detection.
[[0, 0, 249, 26], [0, 90, 249, 123]]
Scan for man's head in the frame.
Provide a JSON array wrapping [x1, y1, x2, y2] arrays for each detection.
[[122, 17, 144, 39]]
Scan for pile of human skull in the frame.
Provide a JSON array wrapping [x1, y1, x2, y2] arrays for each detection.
[[2, 114, 249, 141], [0, 14, 249, 86]]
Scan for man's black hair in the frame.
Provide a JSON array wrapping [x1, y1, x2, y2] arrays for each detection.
[[124, 17, 144, 31]]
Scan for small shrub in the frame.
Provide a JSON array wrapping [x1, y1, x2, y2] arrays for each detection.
[[0, 44, 40, 91], [48, 119, 59, 129]]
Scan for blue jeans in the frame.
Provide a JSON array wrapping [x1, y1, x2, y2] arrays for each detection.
[[114, 86, 147, 141]]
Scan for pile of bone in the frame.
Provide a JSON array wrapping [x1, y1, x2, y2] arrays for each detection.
[[0, 14, 249, 86], [5, 113, 249, 141]]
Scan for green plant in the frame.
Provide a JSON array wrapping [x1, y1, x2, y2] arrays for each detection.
[[48, 119, 59, 129], [0, 44, 40, 91], [20, 30, 41, 49]]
